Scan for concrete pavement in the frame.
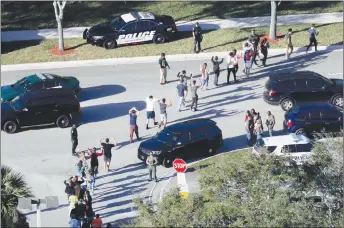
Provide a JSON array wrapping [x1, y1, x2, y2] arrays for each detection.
[[1, 12, 343, 42], [1, 48, 343, 227]]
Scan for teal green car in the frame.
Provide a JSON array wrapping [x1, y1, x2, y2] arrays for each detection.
[[1, 73, 80, 102]]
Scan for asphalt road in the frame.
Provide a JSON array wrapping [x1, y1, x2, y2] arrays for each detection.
[[1, 48, 343, 227]]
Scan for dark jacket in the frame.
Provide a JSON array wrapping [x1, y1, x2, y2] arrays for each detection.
[[90, 153, 98, 167], [76, 202, 86, 218], [211, 57, 224, 72], [64, 179, 75, 195], [71, 128, 78, 140]]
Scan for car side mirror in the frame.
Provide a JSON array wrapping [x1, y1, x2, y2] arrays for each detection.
[[22, 108, 28, 112]]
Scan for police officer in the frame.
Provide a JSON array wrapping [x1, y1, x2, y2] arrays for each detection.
[[192, 22, 203, 53], [71, 124, 78, 156], [146, 152, 158, 182]]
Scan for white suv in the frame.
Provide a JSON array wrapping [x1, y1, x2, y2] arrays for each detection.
[[252, 133, 313, 165]]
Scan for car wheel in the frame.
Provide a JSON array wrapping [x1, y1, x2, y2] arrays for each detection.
[[103, 39, 116, 50], [153, 33, 166, 44], [206, 144, 217, 156], [280, 98, 294, 111], [83, 29, 88, 39], [162, 157, 173, 168], [333, 95, 343, 108], [295, 128, 306, 136], [56, 115, 71, 128], [3, 120, 18, 134]]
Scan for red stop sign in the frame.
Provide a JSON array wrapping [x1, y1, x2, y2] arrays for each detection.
[[173, 158, 187, 173]]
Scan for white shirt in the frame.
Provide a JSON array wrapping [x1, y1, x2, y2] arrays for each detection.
[[308, 27, 318, 38], [146, 97, 157, 111], [227, 56, 237, 68]]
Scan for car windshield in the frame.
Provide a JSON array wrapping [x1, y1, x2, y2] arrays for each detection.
[[155, 130, 178, 144], [10, 96, 24, 111], [13, 78, 27, 89], [109, 16, 126, 30]]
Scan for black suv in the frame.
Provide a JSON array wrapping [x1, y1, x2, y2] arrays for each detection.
[[263, 71, 343, 111], [83, 12, 178, 49], [137, 119, 223, 167], [283, 103, 343, 136], [1, 88, 81, 133]]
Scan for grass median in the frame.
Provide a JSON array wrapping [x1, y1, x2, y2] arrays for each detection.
[[2, 23, 342, 65], [2, 1, 342, 31]]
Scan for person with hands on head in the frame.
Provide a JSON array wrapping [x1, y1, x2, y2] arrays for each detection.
[[100, 137, 117, 173], [158, 98, 172, 130], [145, 96, 159, 130], [211, 56, 224, 86], [177, 70, 192, 98], [146, 152, 158, 182], [129, 107, 140, 143]]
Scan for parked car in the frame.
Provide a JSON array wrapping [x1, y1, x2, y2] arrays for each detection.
[[137, 118, 223, 167], [1, 88, 81, 133], [263, 71, 343, 111], [253, 133, 313, 165], [283, 103, 343, 137], [1, 73, 80, 102], [83, 12, 178, 49]]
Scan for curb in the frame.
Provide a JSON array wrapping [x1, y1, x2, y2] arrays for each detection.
[[2, 45, 342, 72]]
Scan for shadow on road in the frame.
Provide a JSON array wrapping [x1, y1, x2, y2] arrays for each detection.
[[81, 100, 146, 124], [79, 85, 126, 102]]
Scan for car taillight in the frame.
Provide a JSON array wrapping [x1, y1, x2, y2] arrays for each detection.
[[269, 90, 277, 96], [287, 120, 292, 128]]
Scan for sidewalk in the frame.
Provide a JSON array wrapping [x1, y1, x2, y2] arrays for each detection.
[[1, 12, 342, 42]]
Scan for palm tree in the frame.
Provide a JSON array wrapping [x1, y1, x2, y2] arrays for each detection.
[[1, 165, 33, 227]]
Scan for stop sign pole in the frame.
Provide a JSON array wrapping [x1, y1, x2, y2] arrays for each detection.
[[173, 158, 189, 198]]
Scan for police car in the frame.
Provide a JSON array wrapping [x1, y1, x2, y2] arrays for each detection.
[[252, 133, 313, 165], [83, 12, 178, 49]]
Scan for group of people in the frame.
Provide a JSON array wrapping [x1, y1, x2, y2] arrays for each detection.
[[244, 109, 276, 146]]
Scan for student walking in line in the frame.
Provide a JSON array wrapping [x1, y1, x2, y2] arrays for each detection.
[[248, 30, 260, 66], [92, 214, 103, 228], [158, 98, 172, 130], [254, 113, 264, 143], [176, 79, 186, 112], [100, 138, 117, 173], [265, 111, 276, 137], [177, 70, 192, 98], [69, 214, 80, 228], [233, 49, 239, 73], [190, 79, 201, 112], [260, 38, 270, 67], [86, 148, 102, 177], [129, 107, 140, 143], [145, 95, 159, 130], [200, 63, 210, 90], [306, 24, 319, 53], [285, 28, 293, 59], [211, 56, 224, 86], [192, 22, 203, 53], [71, 124, 79, 156], [146, 152, 158, 182], [227, 51, 238, 84], [158, 53, 170, 84], [86, 169, 96, 196]]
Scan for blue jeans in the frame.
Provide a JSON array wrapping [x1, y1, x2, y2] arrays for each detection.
[[89, 180, 95, 195], [202, 77, 209, 88]]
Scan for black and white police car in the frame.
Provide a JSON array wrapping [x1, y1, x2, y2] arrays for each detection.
[[83, 12, 178, 49]]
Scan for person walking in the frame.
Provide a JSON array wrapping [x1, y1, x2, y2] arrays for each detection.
[[158, 53, 170, 84], [100, 138, 117, 173], [76, 199, 86, 226], [146, 152, 158, 182], [265, 111, 275, 137], [190, 79, 201, 112], [71, 124, 78, 156], [248, 30, 260, 66], [86, 169, 96, 196], [176, 79, 186, 112], [87, 148, 103, 177], [306, 24, 319, 53], [211, 56, 224, 86], [200, 63, 210, 90], [75, 160, 85, 177], [158, 98, 172, 130], [192, 22, 203, 53], [254, 113, 264, 145], [284, 28, 293, 59], [84, 190, 92, 208], [260, 38, 270, 67], [227, 52, 238, 84], [177, 70, 192, 99], [233, 49, 239, 73], [243, 42, 254, 77], [145, 95, 159, 129], [129, 107, 140, 143], [92, 214, 103, 228]]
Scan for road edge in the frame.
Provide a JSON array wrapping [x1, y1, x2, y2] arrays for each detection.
[[2, 45, 342, 72]]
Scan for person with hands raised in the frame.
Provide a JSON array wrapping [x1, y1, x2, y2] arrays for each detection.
[[99, 137, 117, 173]]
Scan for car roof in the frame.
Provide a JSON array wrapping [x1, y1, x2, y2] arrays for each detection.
[[269, 71, 323, 81], [121, 12, 155, 23], [262, 133, 310, 146], [167, 118, 217, 133]]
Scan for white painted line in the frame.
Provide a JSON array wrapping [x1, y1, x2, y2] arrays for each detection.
[[159, 173, 176, 201], [148, 169, 174, 203], [328, 73, 343, 75]]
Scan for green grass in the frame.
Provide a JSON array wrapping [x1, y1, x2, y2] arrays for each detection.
[[1, 1, 343, 31], [2, 23, 342, 65]]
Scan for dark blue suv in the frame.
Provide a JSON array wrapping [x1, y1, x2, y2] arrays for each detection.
[[283, 103, 343, 136], [137, 118, 223, 167]]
